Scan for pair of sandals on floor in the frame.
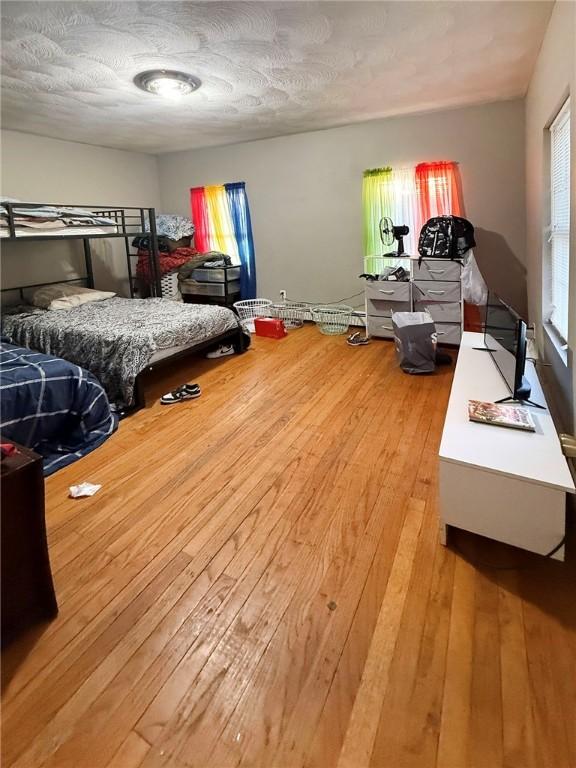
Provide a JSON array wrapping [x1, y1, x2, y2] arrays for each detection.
[[160, 343, 234, 405]]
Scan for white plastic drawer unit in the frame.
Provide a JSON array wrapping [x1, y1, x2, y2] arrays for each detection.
[[435, 323, 462, 345], [366, 297, 411, 318], [411, 259, 461, 282], [180, 280, 241, 297], [365, 281, 411, 303], [191, 266, 241, 283], [367, 315, 395, 339], [414, 300, 461, 324], [412, 280, 461, 304]]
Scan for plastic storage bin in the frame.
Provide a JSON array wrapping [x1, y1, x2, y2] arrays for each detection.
[[191, 266, 241, 283], [180, 280, 241, 297]]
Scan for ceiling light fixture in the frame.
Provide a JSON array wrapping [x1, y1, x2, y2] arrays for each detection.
[[134, 70, 202, 98]]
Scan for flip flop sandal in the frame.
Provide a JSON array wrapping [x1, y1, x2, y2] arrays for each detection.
[[160, 383, 201, 405], [347, 332, 370, 346]]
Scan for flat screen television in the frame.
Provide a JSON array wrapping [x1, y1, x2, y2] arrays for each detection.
[[483, 291, 538, 406]]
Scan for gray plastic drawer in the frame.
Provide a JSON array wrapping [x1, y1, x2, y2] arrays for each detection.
[[367, 315, 395, 339], [366, 297, 411, 317], [191, 266, 241, 283], [412, 280, 460, 303], [414, 300, 461, 323], [412, 259, 461, 282], [180, 279, 240, 297], [435, 322, 462, 346], [365, 281, 410, 303]]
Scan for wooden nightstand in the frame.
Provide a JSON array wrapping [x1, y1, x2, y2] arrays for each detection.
[[1, 443, 58, 647]]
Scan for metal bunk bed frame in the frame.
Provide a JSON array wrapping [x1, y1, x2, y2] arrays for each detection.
[[1, 201, 247, 414], [1, 202, 163, 297]]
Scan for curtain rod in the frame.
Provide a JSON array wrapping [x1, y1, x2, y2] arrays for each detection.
[[364, 160, 459, 176]]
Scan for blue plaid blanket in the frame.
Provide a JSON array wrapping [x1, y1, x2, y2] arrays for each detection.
[[0, 341, 118, 475]]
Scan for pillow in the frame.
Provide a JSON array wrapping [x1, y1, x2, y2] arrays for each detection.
[[30, 283, 115, 311]]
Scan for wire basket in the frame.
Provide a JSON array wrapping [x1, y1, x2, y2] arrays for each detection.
[[160, 271, 182, 301], [269, 301, 309, 329], [233, 298, 273, 332], [310, 304, 353, 335]]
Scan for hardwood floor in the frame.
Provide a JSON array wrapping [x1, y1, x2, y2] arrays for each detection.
[[2, 324, 575, 768]]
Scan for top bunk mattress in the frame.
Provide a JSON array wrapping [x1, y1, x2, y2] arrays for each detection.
[[0, 201, 119, 238], [0, 225, 118, 238], [2, 298, 240, 406]]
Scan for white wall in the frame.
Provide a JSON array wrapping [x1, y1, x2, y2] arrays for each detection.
[[157, 99, 526, 313], [1, 102, 526, 312], [0, 130, 161, 296], [525, 0, 576, 430]]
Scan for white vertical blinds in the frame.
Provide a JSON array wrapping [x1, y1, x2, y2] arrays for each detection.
[[549, 98, 571, 342]]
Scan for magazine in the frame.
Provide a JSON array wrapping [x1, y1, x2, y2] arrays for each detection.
[[468, 400, 536, 432]]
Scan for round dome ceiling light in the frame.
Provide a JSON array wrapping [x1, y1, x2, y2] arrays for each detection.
[[134, 70, 202, 98]]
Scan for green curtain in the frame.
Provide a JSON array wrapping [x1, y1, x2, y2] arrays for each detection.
[[362, 167, 393, 272]]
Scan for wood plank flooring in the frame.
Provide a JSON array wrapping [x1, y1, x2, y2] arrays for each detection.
[[2, 325, 575, 768]]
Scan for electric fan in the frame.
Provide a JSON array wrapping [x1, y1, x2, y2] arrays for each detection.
[[379, 217, 395, 249], [379, 216, 409, 256]]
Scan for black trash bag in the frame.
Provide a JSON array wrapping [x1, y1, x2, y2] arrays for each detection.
[[392, 311, 437, 375]]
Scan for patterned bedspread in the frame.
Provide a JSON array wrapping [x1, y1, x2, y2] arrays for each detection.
[[0, 341, 118, 475], [2, 298, 240, 407]]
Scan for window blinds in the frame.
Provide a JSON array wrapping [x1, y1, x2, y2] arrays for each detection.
[[549, 98, 571, 342]]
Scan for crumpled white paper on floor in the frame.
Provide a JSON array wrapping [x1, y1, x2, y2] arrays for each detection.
[[69, 482, 102, 498]]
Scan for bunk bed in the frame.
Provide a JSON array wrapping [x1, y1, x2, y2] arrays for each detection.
[[1, 200, 163, 297], [0, 202, 246, 412]]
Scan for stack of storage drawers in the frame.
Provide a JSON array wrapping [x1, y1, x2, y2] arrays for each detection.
[[411, 258, 462, 346], [365, 280, 411, 339], [363, 257, 463, 345], [180, 265, 241, 308]]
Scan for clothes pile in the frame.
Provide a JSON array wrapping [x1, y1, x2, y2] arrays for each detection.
[[177, 252, 233, 280], [134, 214, 197, 283], [132, 236, 190, 253], [136, 246, 199, 282], [0, 198, 117, 234], [147, 214, 195, 241]]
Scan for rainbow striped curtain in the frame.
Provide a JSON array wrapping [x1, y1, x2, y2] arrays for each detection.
[[190, 183, 256, 299], [362, 161, 463, 269]]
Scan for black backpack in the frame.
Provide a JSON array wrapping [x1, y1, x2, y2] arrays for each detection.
[[417, 216, 475, 265]]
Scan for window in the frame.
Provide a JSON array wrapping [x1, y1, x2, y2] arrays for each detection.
[[190, 182, 256, 299], [362, 161, 462, 272], [547, 98, 571, 342]]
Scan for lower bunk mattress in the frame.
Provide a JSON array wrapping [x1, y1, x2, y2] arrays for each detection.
[[2, 297, 241, 407], [0, 341, 118, 475]]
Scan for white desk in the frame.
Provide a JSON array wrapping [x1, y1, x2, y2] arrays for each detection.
[[439, 332, 575, 560]]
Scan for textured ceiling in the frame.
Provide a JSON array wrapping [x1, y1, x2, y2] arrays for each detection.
[[1, 1, 553, 154]]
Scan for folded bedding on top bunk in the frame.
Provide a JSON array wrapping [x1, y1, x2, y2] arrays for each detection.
[[0, 340, 118, 476], [0, 226, 118, 238], [0, 200, 118, 237], [2, 298, 240, 407]]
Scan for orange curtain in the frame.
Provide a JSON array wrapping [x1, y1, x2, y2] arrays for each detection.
[[415, 162, 481, 331], [415, 161, 462, 227]]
